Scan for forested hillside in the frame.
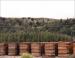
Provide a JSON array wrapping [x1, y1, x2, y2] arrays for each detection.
[[0, 17, 75, 42], [0, 17, 75, 35]]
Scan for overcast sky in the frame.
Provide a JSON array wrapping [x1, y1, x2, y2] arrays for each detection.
[[0, 0, 74, 19]]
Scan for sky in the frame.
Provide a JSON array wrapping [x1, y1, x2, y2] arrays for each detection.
[[0, 0, 75, 19]]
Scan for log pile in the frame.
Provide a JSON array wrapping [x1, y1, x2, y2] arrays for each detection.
[[8, 43, 17, 56], [0, 43, 5, 55], [31, 42, 41, 57], [19, 42, 29, 55], [58, 41, 70, 58], [73, 42, 75, 55], [0, 42, 74, 57], [44, 42, 55, 58]]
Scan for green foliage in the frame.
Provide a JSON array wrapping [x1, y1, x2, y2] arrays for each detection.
[[21, 53, 33, 58], [0, 31, 72, 43], [0, 17, 75, 42]]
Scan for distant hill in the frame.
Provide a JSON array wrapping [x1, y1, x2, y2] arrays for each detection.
[[0, 17, 75, 36]]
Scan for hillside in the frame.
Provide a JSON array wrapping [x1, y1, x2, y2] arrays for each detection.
[[0, 17, 75, 42], [0, 17, 75, 36]]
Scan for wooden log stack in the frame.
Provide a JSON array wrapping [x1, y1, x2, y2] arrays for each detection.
[[8, 43, 17, 56], [19, 42, 29, 55], [73, 42, 75, 55], [0, 43, 5, 55], [31, 42, 41, 57], [0, 42, 74, 57], [44, 42, 55, 58], [58, 41, 70, 58]]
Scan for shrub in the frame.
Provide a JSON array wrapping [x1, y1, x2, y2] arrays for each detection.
[[67, 54, 75, 58], [21, 53, 33, 58], [0, 31, 72, 43]]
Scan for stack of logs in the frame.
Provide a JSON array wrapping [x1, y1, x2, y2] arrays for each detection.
[[0, 43, 5, 55], [58, 41, 70, 58], [73, 42, 75, 55], [44, 42, 55, 58], [0, 42, 75, 57], [19, 42, 29, 55], [8, 43, 17, 55], [31, 42, 41, 57]]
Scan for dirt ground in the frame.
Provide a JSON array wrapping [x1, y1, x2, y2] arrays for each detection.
[[0, 56, 43, 58], [0, 56, 61, 58]]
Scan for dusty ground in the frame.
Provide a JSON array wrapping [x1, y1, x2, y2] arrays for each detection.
[[0, 56, 60, 58], [0, 56, 20, 58], [0, 56, 43, 58]]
